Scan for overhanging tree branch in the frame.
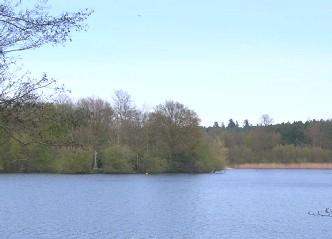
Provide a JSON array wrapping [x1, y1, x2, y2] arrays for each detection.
[[0, 0, 93, 54], [0, 0, 93, 146]]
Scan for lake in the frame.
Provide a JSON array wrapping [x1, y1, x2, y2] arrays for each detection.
[[1, 170, 331, 238]]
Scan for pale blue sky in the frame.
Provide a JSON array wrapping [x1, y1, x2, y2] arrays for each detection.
[[20, 0, 332, 126]]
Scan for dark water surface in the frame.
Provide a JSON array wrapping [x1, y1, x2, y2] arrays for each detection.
[[1, 170, 332, 238]]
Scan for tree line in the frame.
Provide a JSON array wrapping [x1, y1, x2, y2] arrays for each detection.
[[206, 117, 332, 166], [0, 92, 226, 173]]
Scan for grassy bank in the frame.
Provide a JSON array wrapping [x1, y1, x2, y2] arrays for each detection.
[[231, 163, 332, 169]]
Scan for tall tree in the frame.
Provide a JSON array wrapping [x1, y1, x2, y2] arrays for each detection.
[[278, 121, 310, 146], [243, 119, 250, 128], [112, 90, 141, 148], [75, 97, 113, 149], [227, 119, 236, 129], [148, 100, 202, 172]]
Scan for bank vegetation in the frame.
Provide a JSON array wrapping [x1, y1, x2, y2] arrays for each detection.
[[206, 118, 332, 168]]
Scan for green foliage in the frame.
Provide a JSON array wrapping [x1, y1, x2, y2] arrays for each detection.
[[51, 149, 92, 174], [278, 121, 310, 146], [147, 100, 208, 172], [102, 146, 133, 173], [0, 139, 26, 172], [207, 119, 332, 166], [228, 146, 255, 165], [1, 96, 229, 174], [4, 79, 332, 173], [196, 138, 227, 172], [24, 145, 53, 172], [140, 154, 168, 173], [271, 145, 331, 164], [0, 139, 53, 172], [243, 119, 250, 129], [227, 119, 236, 129]]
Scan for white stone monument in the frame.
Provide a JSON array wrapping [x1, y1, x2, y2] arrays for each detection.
[[93, 151, 99, 170]]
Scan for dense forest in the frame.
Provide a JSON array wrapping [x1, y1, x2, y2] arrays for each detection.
[[206, 118, 332, 166]]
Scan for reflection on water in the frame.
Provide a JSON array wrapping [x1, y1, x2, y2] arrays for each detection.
[[0, 170, 331, 238]]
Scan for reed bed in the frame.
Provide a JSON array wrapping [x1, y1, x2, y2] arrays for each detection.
[[232, 163, 332, 169]]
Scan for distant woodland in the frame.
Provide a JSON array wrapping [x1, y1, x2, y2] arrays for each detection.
[[206, 117, 332, 166]]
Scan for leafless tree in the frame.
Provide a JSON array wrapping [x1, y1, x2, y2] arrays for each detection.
[[112, 90, 141, 147], [260, 114, 274, 126]]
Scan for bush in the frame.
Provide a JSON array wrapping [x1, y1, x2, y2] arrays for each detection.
[[196, 139, 227, 172], [227, 146, 255, 165], [270, 145, 332, 164], [140, 155, 168, 173], [0, 140, 53, 173], [102, 146, 133, 173], [51, 149, 92, 173]]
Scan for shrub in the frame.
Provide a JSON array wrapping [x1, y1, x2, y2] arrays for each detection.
[[140, 155, 168, 173], [102, 146, 133, 173], [52, 149, 92, 173]]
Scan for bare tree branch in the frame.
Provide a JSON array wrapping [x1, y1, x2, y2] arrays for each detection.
[[0, 0, 92, 146]]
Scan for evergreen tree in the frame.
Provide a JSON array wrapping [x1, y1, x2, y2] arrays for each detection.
[[227, 119, 236, 129], [243, 119, 250, 128]]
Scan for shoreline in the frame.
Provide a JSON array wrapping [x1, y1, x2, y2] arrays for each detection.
[[229, 163, 332, 169]]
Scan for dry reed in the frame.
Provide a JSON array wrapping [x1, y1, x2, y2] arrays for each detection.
[[231, 163, 332, 169]]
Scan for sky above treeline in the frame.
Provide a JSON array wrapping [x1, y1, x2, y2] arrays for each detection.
[[19, 0, 332, 126]]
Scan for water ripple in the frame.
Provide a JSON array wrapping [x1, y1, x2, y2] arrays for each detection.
[[0, 171, 331, 238]]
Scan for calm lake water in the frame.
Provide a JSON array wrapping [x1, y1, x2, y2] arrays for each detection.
[[1, 170, 332, 238]]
